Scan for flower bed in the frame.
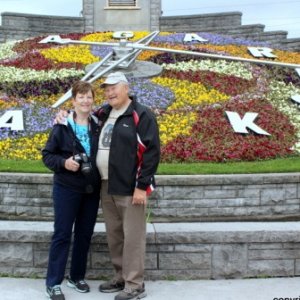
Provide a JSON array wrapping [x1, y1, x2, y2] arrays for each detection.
[[0, 31, 300, 162]]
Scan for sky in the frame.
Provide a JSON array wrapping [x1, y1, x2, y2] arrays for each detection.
[[0, 0, 299, 38]]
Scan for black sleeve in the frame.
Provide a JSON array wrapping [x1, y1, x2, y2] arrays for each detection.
[[41, 125, 68, 172], [136, 108, 160, 190]]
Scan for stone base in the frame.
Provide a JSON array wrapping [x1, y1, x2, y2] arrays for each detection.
[[1, 221, 300, 280], [85, 60, 163, 79]]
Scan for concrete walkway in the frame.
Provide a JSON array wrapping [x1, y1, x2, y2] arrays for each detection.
[[1, 277, 299, 300]]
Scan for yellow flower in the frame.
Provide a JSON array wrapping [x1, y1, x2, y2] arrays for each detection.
[[41, 45, 99, 64]]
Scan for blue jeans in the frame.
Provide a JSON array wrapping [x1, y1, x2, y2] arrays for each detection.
[[46, 183, 100, 287]]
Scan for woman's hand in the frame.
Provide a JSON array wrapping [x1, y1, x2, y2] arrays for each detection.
[[54, 110, 69, 125], [64, 156, 80, 172]]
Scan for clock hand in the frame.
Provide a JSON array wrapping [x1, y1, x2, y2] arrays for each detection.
[[50, 31, 159, 108], [41, 32, 300, 69]]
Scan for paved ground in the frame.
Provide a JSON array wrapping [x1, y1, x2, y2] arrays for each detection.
[[1, 277, 299, 300]]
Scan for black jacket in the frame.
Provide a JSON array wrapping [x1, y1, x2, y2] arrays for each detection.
[[95, 98, 160, 196], [42, 116, 101, 194]]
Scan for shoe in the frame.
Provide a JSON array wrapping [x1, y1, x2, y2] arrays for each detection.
[[114, 284, 146, 300], [45, 285, 65, 300], [67, 277, 90, 293], [99, 279, 125, 293]]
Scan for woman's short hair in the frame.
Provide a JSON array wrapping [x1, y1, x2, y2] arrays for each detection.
[[72, 81, 95, 99]]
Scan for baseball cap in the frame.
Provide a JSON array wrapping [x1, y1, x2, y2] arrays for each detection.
[[100, 72, 129, 88]]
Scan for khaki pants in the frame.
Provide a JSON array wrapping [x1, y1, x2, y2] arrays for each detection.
[[101, 180, 146, 289]]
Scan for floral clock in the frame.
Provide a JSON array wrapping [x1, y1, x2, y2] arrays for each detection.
[[0, 31, 300, 162]]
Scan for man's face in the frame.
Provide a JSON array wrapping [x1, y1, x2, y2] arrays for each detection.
[[104, 83, 129, 109]]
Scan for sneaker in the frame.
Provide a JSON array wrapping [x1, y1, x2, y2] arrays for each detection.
[[67, 278, 90, 293], [114, 284, 146, 300], [99, 279, 125, 293], [45, 285, 65, 300]]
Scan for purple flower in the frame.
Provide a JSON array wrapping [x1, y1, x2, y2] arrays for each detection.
[[154, 32, 271, 47], [128, 78, 174, 109], [0, 104, 54, 140]]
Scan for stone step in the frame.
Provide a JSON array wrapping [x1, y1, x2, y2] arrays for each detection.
[[1, 220, 300, 279], [1, 173, 300, 222]]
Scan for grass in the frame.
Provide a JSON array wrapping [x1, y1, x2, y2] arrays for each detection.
[[0, 156, 300, 174], [158, 156, 300, 174]]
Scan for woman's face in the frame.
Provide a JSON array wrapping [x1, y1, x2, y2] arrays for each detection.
[[72, 90, 94, 114]]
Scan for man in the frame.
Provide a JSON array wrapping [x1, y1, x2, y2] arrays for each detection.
[[95, 72, 160, 300]]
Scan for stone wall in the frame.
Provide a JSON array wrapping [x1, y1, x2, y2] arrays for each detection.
[[1, 10, 300, 50], [0, 12, 84, 42], [159, 12, 242, 32], [159, 12, 300, 51], [0, 173, 300, 222], [1, 220, 300, 279]]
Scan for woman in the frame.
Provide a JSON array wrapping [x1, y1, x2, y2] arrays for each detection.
[[42, 81, 100, 300]]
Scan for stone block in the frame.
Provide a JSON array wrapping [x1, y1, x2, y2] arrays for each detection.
[[174, 244, 211, 253], [157, 199, 194, 208], [13, 267, 46, 278], [194, 199, 218, 208], [145, 252, 158, 269], [285, 185, 298, 199], [248, 260, 294, 277], [1, 196, 18, 205], [0, 204, 16, 214], [34, 251, 48, 268], [237, 188, 260, 198], [283, 243, 300, 249], [0, 243, 33, 267], [271, 205, 300, 214], [217, 198, 260, 207], [212, 244, 247, 279], [286, 199, 300, 205], [159, 253, 211, 270], [40, 207, 54, 218], [33, 243, 50, 251], [249, 249, 300, 260], [16, 206, 40, 217], [90, 243, 109, 252], [295, 259, 300, 275], [2, 186, 17, 197], [91, 252, 112, 269], [163, 186, 204, 200], [261, 189, 285, 205], [204, 189, 236, 199], [0, 266, 14, 276], [248, 243, 283, 250], [146, 244, 174, 252], [17, 188, 39, 198]]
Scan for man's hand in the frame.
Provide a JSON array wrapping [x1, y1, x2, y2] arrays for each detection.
[[132, 188, 147, 205], [64, 156, 80, 172], [54, 109, 69, 125]]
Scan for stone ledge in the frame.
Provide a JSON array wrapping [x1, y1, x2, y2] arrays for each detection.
[[1, 221, 300, 279], [1, 172, 299, 185]]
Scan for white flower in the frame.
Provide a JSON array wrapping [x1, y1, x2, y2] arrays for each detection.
[[0, 66, 84, 82]]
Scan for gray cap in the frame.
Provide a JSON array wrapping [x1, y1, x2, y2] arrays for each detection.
[[100, 72, 129, 88]]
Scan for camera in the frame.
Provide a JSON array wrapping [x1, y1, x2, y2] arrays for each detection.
[[73, 153, 92, 176]]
